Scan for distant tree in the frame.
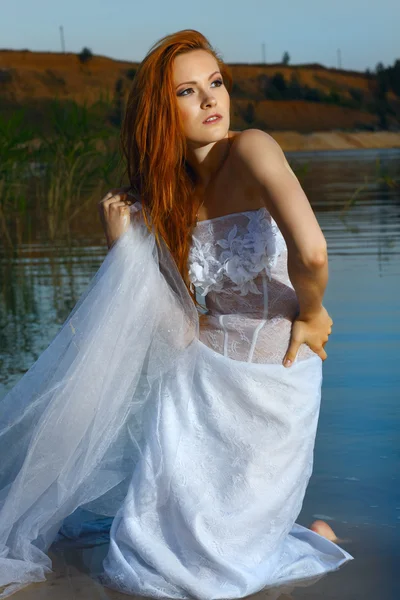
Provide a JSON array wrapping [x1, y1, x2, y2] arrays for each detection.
[[374, 68, 391, 128], [109, 77, 125, 127], [257, 73, 269, 97], [259, 72, 288, 100], [242, 102, 255, 124], [78, 47, 93, 65], [288, 72, 303, 99], [326, 89, 341, 104], [0, 68, 13, 84], [376, 66, 390, 95], [349, 88, 364, 106], [364, 67, 376, 94], [271, 73, 287, 95], [231, 81, 247, 98], [303, 86, 323, 102], [360, 64, 393, 128], [125, 68, 137, 81], [387, 59, 400, 97], [282, 51, 290, 65]]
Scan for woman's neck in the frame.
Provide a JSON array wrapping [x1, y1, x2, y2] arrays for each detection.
[[186, 134, 233, 190]]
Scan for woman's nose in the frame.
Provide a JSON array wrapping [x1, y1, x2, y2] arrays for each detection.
[[201, 94, 217, 109]]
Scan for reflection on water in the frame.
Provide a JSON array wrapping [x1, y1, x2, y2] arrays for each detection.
[[1, 148, 399, 599], [0, 241, 106, 389], [285, 148, 400, 599]]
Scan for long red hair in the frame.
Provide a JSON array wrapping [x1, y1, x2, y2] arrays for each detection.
[[120, 29, 233, 306]]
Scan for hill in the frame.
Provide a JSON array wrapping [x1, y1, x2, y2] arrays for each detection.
[[0, 49, 399, 135]]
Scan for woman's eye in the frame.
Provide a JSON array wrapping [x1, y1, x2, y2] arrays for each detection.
[[179, 79, 223, 96]]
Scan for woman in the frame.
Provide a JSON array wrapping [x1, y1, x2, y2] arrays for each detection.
[[0, 29, 353, 599]]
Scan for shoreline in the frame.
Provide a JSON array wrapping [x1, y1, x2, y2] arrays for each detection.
[[21, 130, 400, 156], [269, 130, 400, 152]]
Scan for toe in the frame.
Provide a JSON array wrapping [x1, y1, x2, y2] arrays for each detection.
[[309, 519, 338, 542]]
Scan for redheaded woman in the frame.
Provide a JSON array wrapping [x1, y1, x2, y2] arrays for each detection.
[[0, 29, 353, 599]]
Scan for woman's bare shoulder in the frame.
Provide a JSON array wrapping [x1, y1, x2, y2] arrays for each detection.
[[231, 128, 281, 155], [227, 129, 285, 196], [230, 129, 290, 182]]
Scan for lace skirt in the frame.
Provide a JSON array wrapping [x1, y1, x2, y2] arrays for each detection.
[[0, 219, 353, 599]]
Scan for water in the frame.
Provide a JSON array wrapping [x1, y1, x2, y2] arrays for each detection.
[[289, 148, 399, 525], [287, 148, 400, 599], [0, 147, 399, 598]]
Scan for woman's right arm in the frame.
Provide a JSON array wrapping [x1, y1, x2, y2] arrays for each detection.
[[98, 188, 134, 250], [287, 247, 329, 320], [232, 129, 333, 364]]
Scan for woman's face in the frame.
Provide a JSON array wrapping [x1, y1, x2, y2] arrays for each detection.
[[173, 49, 230, 146]]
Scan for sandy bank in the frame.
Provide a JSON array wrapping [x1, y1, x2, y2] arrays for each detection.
[[270, 130, 400, 152]]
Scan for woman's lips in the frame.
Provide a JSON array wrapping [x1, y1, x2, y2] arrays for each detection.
[[203, 115, 223, 125]]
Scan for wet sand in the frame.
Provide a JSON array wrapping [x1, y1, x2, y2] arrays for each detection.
[[270, 130, 400, 152], [5, 523, 398, 600]]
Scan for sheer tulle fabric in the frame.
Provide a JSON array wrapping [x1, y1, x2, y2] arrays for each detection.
[[0, 207, 353, 599], [0, 215, 197, 596]]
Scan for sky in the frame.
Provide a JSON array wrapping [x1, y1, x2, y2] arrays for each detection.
[[0, 0, 398, 72]]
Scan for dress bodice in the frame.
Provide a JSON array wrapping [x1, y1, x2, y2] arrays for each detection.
[[189, 207, 315, 364], [189, 207, 287, 312], [131, 201, 315, 365]]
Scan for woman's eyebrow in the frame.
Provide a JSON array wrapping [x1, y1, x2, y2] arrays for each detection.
[[175, 71, 221, 89]]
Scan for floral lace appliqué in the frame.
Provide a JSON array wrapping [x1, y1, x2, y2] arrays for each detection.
[[189, 208, 280, 297]]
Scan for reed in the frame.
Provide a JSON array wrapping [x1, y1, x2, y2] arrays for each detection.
[[0, 110, 35, 248], [0, 97, 125, 250], [340, 157, 399, 216], [1, 100, 398, 251], [33, 99, 123, 239]]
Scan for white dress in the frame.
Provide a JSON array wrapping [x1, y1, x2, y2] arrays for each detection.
[[0, 201, 353, 599]]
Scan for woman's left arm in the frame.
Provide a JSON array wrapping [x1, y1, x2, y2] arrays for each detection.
[[231, 129, 327, 268]]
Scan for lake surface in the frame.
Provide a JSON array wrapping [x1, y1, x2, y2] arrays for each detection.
[[286, 148, 400, 599], [0, 147, 399, 599]]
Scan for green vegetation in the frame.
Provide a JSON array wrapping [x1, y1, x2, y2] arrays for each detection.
[[255, 59, 400, 127], [0, 98, 125, 248], [1, 56, 399, 250], [340, 157, 399, 216]]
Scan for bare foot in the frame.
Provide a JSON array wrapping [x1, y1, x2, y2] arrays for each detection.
[[309, 519, 338, 541]]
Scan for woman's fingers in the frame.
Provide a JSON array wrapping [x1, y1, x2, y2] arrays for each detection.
[[99, 194, 132, 218], [100, 190, 132, 207], [283, 338, 302, 368], [319, 349, 328, 361], [109, 201, 131, 209], [284, 332, 330, 367], [283, 308, 333, 366], [97, 189, 135, 249]]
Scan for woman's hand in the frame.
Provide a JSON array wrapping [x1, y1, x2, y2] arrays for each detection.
[[283, 305, 333, 367], [98, 188, 135, 249]]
